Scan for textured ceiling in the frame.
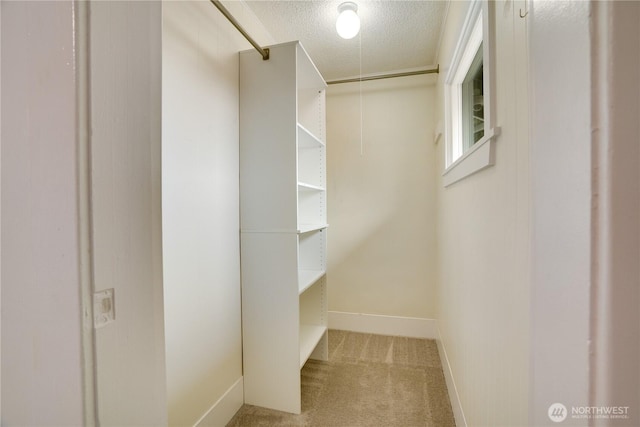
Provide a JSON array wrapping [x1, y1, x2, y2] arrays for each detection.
[[245, 0, 448, 81]]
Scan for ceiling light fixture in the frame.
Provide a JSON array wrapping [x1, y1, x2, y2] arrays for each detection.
[[336, 2, 360, 40]]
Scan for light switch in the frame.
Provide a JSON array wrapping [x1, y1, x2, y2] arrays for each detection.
[[94, 288, 115, 328]]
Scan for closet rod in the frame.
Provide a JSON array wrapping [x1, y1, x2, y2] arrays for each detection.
[[326, 65, 439, 85], [210, 0, 270, 60]]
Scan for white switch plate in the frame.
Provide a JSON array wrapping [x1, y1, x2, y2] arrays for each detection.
[[94, 288, 115, 328]]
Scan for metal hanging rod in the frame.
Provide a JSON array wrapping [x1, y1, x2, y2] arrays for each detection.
[[326, 65, 439, 85], [210, 0, 270, 60]]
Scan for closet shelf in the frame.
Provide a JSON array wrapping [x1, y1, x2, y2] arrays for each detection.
[[298, 270, 325, 294], [299, 324, 327, 368], [240, 41, 327, 415], [297, 123, 325, 147], [298, 182, 325, 192], [298, 223, 328, 234]]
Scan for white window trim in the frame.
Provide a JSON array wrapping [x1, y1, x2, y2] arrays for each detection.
[[443, 0, 500, 187]]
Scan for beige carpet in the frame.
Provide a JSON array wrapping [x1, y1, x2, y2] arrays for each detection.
[[227, 330, 456, 427]]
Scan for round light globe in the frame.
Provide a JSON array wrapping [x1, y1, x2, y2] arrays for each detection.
[[336, 3, 360, 39]]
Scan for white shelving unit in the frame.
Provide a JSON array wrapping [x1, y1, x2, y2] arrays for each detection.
[[239, 41, 328, 415]]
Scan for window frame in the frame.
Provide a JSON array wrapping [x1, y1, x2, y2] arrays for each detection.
[[443, 0, 500, 187]]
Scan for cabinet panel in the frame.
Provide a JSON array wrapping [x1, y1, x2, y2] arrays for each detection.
[[240, 233, 301, 413], [240, 42, 298, 232]]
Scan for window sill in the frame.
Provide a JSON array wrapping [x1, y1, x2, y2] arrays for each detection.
[[442, 127, 500, 187]]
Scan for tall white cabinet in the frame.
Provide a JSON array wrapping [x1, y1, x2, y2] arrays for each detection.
[[239, 41, 328, 414]]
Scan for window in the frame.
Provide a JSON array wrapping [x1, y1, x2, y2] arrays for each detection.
[[462, 43, 484, 149], [443, 0, 499, 187]]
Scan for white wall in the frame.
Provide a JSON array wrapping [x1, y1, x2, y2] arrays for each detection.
[[1, 1, 85, 424], [435, 1, 530, 425], [89, 2, 167, 424], [2, 1, 276, 425], [162, 2, 274, 425], [528, 2, 592, 425], [326, 75, 438, 320]]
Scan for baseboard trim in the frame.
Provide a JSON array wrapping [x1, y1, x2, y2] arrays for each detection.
[[436, 331, 468, 427], [193, 376, 244, 427], [328, 311, 439, 339]]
